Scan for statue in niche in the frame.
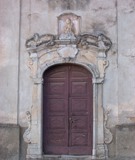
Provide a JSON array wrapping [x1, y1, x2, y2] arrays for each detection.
[[59, 18, 76, 40], [64, 18, 74, 34]]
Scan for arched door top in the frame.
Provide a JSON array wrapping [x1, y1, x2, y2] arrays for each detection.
[[40, 62, 98, 80]]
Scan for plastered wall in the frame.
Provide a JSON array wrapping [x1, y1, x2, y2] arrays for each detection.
[[0, 0, 135, 158]]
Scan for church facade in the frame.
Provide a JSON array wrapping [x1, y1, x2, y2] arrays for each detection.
[[0, 0, 135, 160]]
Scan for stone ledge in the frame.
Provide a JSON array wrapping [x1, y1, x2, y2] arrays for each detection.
[[0, 123, 19, 128], [108, 157, 135, 160], [26, 154, 135, 160], [116, 123, 135, 129], [27, 157, 135, 160]]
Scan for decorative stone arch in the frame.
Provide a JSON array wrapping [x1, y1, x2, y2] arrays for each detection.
[[24, 13, 112, 159], [39, 61, 98, 79]]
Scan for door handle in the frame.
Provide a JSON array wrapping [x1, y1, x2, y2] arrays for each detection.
[[69, 117, 74, 123]]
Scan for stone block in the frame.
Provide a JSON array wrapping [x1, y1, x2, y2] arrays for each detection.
[[0, 124, 20, 160], [116, 124, 135, 157]]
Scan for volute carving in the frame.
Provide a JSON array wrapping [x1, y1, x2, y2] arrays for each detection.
[[23, 111, 32, 144], [104, 108, 113, 144], [96, 34, 111, 78], [25, 33, 111, 52], [98, 34, 112, 58], [97, 59, 109, 78], [25, 32, 111, 81], [25, 33, 55, 49]]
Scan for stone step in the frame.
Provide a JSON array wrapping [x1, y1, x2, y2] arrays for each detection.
[[43, 155, 93, 160], [27, 156, 135, 160]]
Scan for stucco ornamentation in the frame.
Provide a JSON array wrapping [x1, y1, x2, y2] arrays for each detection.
[[27, 53, 38, 78], [26, 33, 55, 49], [104, 109, 113, 144], [98, 34, 112, 58], [25, 33, 111, 53], [97, 59, 109, 78], [78, 34, 98, 49], [59, 18, 76, 40], [96, 34, 111, 78], [58, 13, 80, 36], [97, 144, 106, 158], [23, 111, 31, 144], [27, 58, 33, 71], [58, 45, 78, 58]]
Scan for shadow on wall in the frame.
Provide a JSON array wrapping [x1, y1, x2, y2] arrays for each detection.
[[20, 127, 28, 160]]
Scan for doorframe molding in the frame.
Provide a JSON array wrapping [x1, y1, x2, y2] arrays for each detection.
[[24, 31, 112, 159]]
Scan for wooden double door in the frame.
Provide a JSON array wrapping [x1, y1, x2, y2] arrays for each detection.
[[43, 64, 93, 155]]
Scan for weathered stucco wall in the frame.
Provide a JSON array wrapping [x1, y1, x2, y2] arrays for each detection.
[[19, 0, 118, 127], [0, 0, 135, 159], [0, 0, 20, 124], [118, 0, 135, 124]]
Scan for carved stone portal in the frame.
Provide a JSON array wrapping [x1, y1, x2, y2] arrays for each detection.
[[24, 13, 112, 159]]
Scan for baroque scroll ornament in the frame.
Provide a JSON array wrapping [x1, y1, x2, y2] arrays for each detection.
[[23, 111, 32, 144], [25, 33, 111, 52], [25, 32, 111, 80], [104, 109, 113, 144]]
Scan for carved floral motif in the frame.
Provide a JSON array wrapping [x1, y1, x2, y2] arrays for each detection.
[[23, 111, 31, 144]]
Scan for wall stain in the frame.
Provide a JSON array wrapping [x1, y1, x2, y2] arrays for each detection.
[[48, 0, 91, 11], [91, 22, 107, 35]]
